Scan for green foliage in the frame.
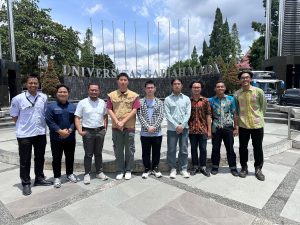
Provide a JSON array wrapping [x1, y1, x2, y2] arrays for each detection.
[[209, 8, 223, 58], [231, 23, 242, 61], [199, 40, 210, 65], [191, 46, 199, 64], [40, 60, 61, 97], [220, 19, 233, 62], [249, 0, 279, 69], [0, 0, 80, 74]]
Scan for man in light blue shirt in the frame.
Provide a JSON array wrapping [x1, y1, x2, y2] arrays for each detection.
[[164, 78, 191, 179], [10, 74, 52, 196]]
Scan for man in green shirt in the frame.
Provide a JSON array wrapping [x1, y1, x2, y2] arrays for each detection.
[[235, 70, 267, 181]]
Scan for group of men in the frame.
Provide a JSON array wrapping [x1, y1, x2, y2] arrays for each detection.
[[10, 70, 266, 196]]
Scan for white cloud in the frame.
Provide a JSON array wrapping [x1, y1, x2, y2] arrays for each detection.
[[132, 5, 149, 17], [86, 4, 103, 15], [79, 0, 265, 73]]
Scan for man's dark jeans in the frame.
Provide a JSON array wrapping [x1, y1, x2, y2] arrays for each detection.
[[189, 134, 207, 168], [211, 127, 237, 169], [17, 135, 46, 186], [140, 136, 162, 170], [50, 139, 76, 178], [239, 127, 264, 169]]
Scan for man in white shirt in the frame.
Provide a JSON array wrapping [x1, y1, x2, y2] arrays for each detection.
[[75, 83, 108, 184], [10, 74, 52, 196]]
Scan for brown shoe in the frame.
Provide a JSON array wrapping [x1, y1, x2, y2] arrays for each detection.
[[255, 168, 265, 181], [239, 167, 248, 178]]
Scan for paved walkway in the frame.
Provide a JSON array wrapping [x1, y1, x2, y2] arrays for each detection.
[[0, 122, 300, 224]]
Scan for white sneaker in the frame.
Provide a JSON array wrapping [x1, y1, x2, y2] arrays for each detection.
[[83, 174, 90, 185], [142, 171, 150, 179], [66, 174, 78, 183], [125, 171, 132, 180], [53, 178, 61, 188], [170, 168, 177, 179], [153, 167, 162, 178], [180, 170, 190, 178], [96, 172, 108, 181], [116, 173, 124, 180]]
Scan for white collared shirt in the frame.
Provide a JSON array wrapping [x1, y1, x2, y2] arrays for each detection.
[[10, 91, 47, 138], [74, 97, 107, 128]]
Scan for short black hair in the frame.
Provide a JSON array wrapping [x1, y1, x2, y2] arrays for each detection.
[[117, 72, 129, 80], [144, 80, 155, 87], [88, 83, 100, 89], [56, 84, 69, 92], [26, 74, 39, 83], [171, 78, 183, 85], [215, 80, 226, 87], [238, 70, 253, 79], [189, 80, 204, 89]]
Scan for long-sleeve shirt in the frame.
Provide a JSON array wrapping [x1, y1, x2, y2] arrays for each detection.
[[164, 93, 191, 131], [137, 97, 164, 136], [46, 101, 76, 141], [235, 86, 267, 129], [188, 96, 211, 134]]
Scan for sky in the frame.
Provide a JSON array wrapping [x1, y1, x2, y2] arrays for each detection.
[[37, 0, 265, 74]]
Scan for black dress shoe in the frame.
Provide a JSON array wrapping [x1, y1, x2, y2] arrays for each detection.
[[34, 179, 53, 186], [23, 185, 32, 196], [199, 167, 210, 177], [190, 168, 199, 176], [231, 169, 239, 177], [211, 168, 218, 175], [255, 168, 265, 181]]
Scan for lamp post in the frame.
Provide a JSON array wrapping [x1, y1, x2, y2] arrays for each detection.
[[7, 0, 16, 62]]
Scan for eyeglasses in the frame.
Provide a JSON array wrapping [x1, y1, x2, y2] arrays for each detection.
[[240, 76, 251, 80]]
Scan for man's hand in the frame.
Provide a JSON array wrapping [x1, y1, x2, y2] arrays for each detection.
[[176, 124, 184, 134], [207, 130, 212, 139], [116, 120, 124, 131], [148, 126, 156, 133], [58, 129, 70, 139], [78, 130, 87, 137], [233, 128, 239, 137]]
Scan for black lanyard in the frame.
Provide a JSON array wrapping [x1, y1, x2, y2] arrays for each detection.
[[25, 93, 39, 107]]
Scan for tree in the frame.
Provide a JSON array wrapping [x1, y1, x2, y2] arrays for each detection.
[[191, 46, 199, 64], [209, 8, 223, 58], [94, 53, 116, 76], [40, 59, 61, 97], [249, 0, 279, 69], [199, 40, 210, 65], [231, 23, 242, 61], [220, 19, 233, 62], [222, 58, 240, 92], [0, 0, 81, 74]]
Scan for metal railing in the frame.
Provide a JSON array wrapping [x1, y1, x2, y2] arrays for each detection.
[[287, 107, 300, 139]]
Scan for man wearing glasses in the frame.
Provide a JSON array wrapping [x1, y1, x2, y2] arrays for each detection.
[[235, 71, 267, 181]]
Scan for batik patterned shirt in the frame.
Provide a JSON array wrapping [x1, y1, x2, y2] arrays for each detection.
[[209, 95, 236, 133], [188, 96, 211, 134], [235, 86, 267, 129]]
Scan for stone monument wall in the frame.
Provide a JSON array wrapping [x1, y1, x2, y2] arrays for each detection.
[[63, 73, 220, 100]]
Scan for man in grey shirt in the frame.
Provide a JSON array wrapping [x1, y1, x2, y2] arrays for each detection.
[[164, 78, 191, 179]]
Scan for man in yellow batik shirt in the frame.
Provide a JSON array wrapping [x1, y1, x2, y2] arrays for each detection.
[[235, 70, 267, 181]]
